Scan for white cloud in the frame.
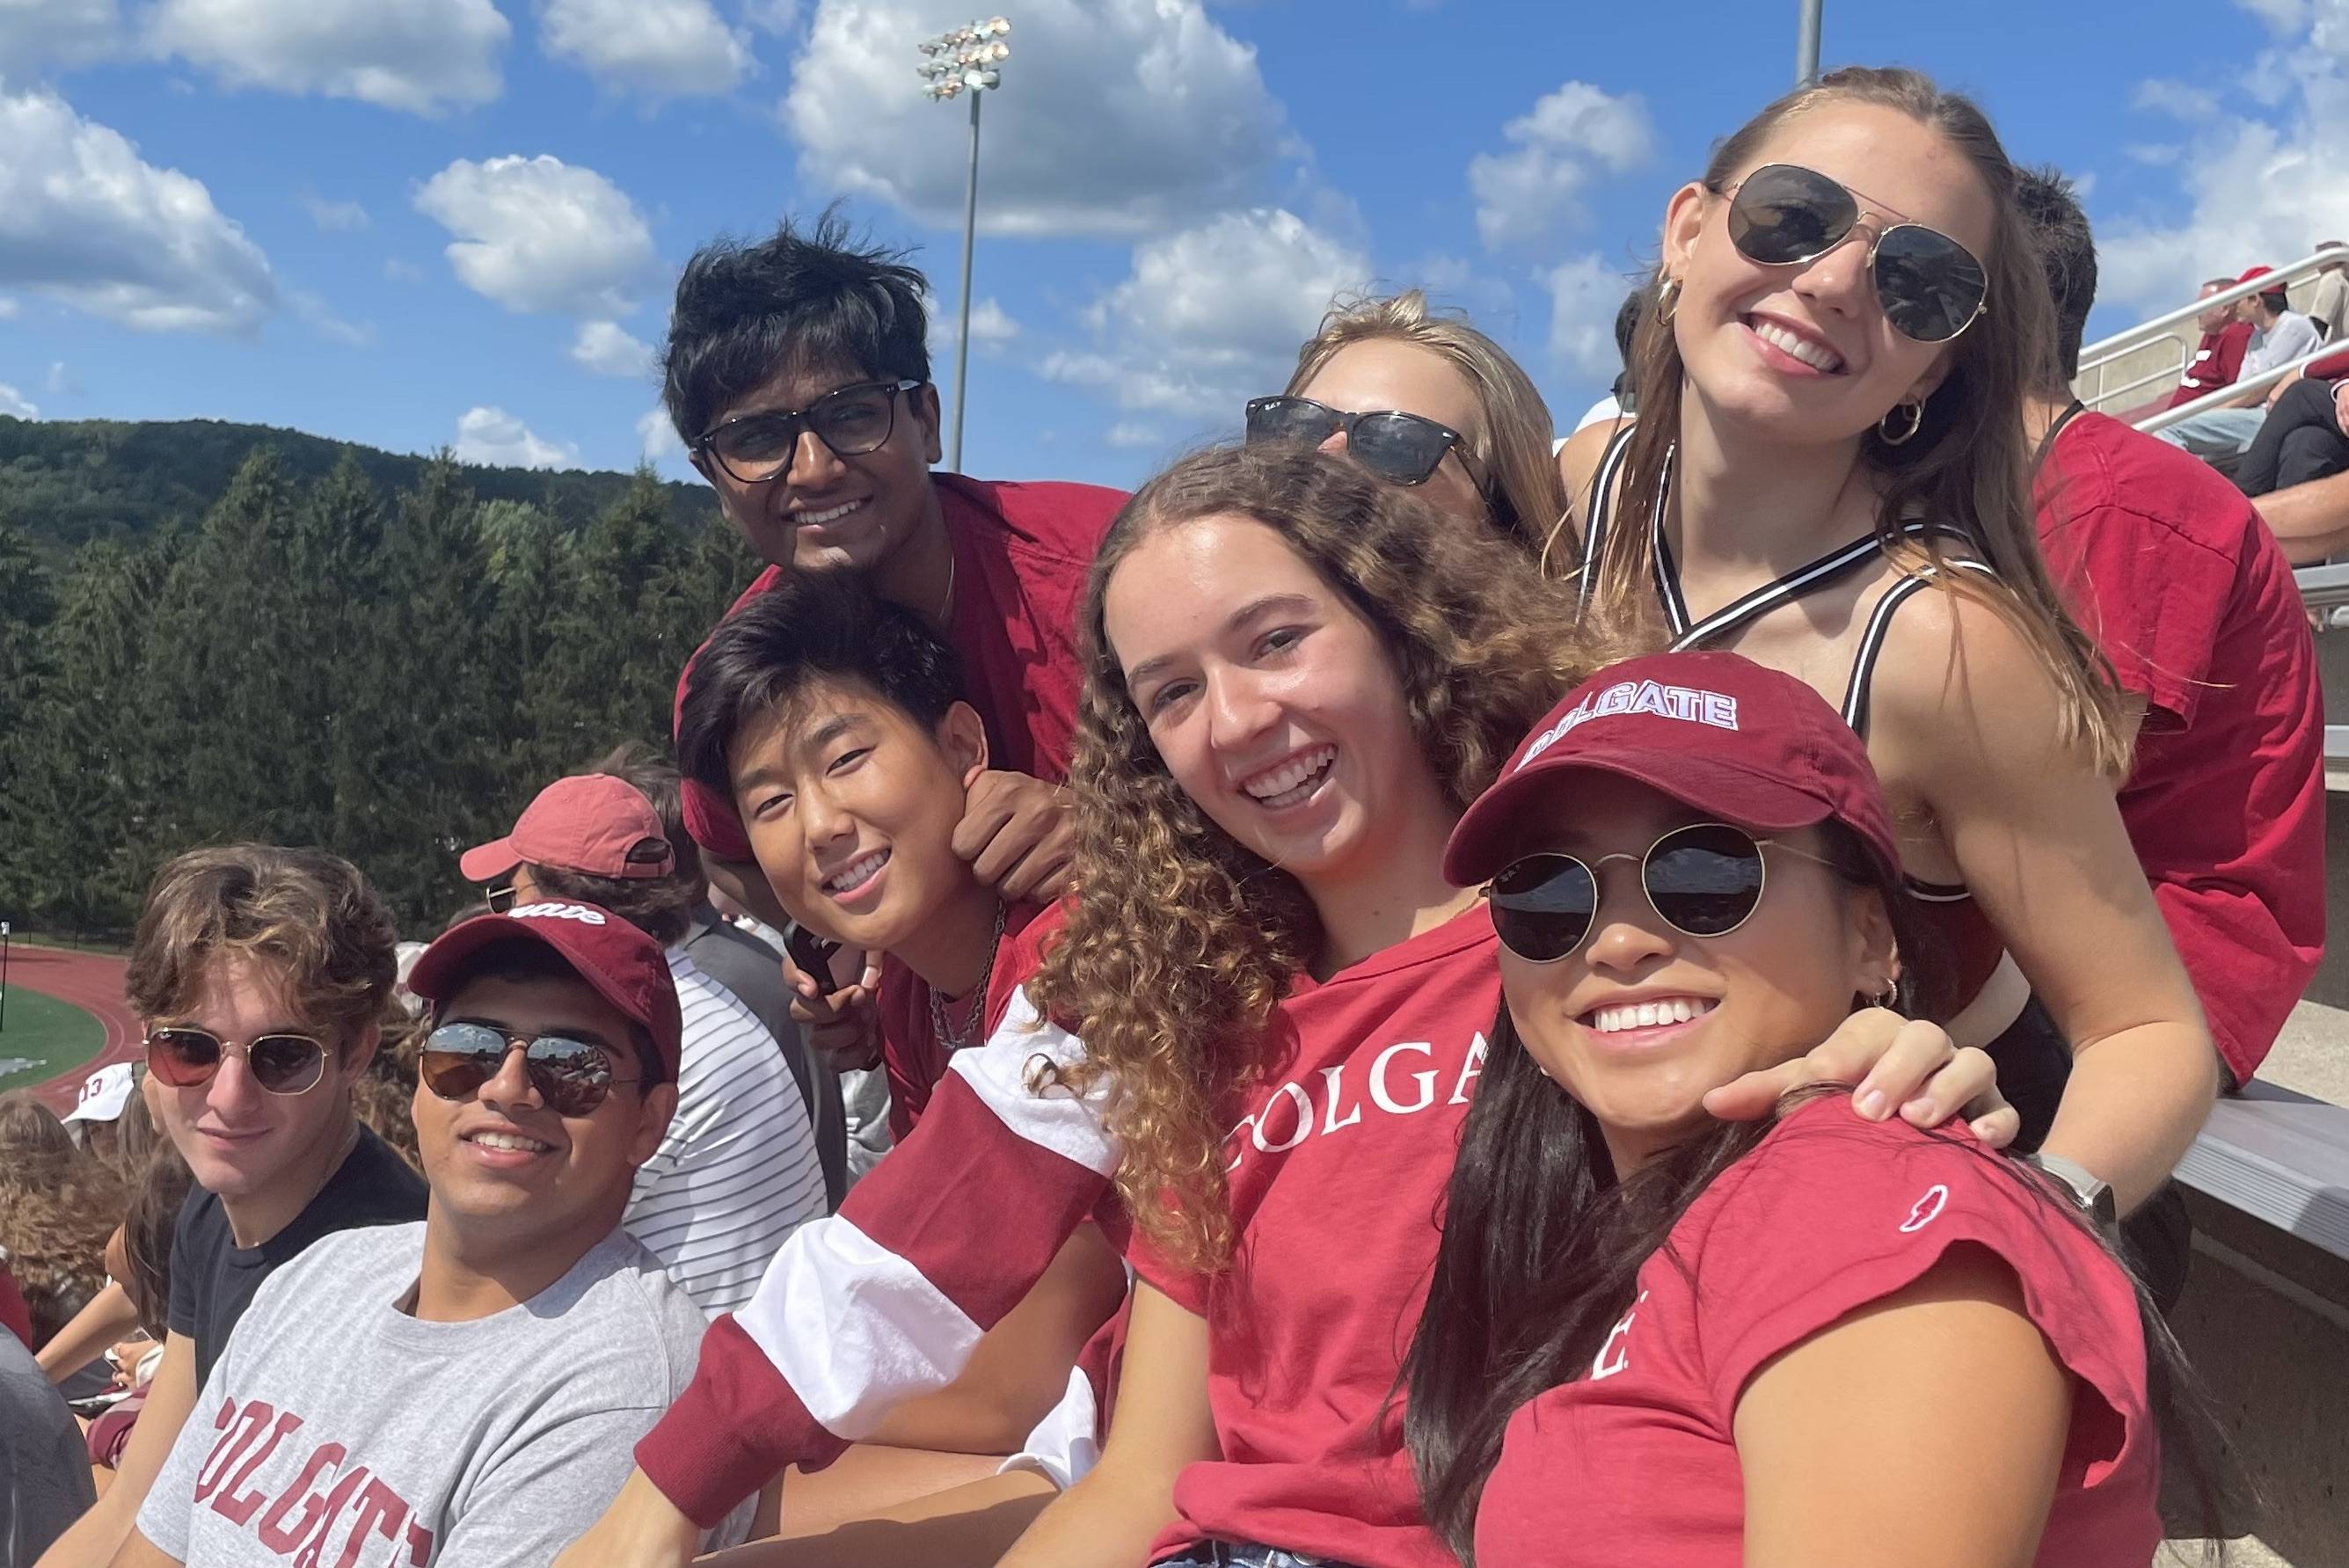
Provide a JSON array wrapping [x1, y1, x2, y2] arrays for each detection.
[[1470, 81, 1655, 249], [383, 258, 426, 282], [930, 295, 1020, 358], [302, 195, 370, 231], [2241, 0, 2309, 29], [2099, 20, 2349, 310], [0, 297, 16, 319], [572, 318, 656, 376], [1543, 252, 1631, 382], [744, 0, 799, 30], [0, 86, 275, 333], [291, 289, 373, 345], [0, 384, 38, 419], [0, 0, 120, 74], [1041, 208, 1371, 419], [637, 405, 682, 462], [2132, 78, 2221, 120], [783, 0, 1290, 237], [540, 0, 752, 98], [1104, 420, 1161, 449], [44, 361, 71, 393], [415, 155, 656, 315], [147, 0, 509, 115], [455, 405, 580, 469]]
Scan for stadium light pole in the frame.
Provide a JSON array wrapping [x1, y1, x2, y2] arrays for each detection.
[[916, 16, 1012, 473], [1796, 0, 1821, 85]]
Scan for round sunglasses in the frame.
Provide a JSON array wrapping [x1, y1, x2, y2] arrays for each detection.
[[695, 378, 923, 486], [420, 1022, 640, 1119], [1485, 822, 1848, 964], [1723, 163, 1988, 345], [144, 1027, 329, 1097]]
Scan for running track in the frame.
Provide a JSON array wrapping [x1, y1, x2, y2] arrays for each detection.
[[6, 945, 140, 1115]]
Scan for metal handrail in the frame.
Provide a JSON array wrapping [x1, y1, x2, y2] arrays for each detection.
[[2133, 338, 2346, 434], [2078, 246, 2345, 377]]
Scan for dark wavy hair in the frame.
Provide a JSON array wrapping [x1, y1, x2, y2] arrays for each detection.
[[661, 203, 931, 445], [1026, 443, 1621, 1272]]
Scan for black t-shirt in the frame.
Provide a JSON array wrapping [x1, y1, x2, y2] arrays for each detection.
[[168, 1126, 427, 1385]]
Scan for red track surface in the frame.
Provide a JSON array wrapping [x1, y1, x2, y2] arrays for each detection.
[[6, 945, 140, 1114]]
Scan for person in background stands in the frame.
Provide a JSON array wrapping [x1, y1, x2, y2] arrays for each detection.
[[461, 773, 826, 1312], [590, 741, 850, 1212], [2309, 239, 2348, 341], [663, 208, 1123, 1077], [1569, 288, 1649, 434], [2148, 278, 2255, 419], [111, 903, 752, 1567], [2156, 264, 2322, 463], [36, 846, 427, 1568], [2017, 168, 2323, 1126], [2234, 339, 2349, 497]]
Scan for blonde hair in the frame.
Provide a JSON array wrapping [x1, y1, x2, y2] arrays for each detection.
[[1026, 444, 1617, 1273], [1600, 66, 2129, 776], [1287, 291, 1572, 566], [126, 844, 398, 1050]]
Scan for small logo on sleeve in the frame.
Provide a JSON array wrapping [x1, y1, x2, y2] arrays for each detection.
[[1899, 1184, 1951, 1234]]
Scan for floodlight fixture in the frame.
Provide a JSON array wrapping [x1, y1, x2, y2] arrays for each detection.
[[914, 16, 1012, 471]]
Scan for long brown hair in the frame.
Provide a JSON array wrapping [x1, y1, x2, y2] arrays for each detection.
[[1025, 444, 1616, 1272], [1597, 66, 2129, 775], [1287, 291, 1569, 560]]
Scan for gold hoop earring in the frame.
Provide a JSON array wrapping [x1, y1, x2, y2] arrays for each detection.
[[1654, 275, 1681, 325], [1878, 398, 1925, 447]]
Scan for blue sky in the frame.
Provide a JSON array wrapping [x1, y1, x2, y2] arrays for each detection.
[[4, 0, 2345, 493]]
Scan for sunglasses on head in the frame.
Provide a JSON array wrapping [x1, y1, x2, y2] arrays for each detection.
[[144, 1027, 329, 1097], [420, 1021, 639, 1119], [695, 378, 923, 486], [1244, 396, 1485, 490], [1485, 821, 1849, 964], [1722, 163, 1988, 345]]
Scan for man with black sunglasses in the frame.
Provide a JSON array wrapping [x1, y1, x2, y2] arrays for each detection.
[[36, 847, 426, 1568], [109, 903, 751, 1568], [662, 208, 1124, 1070]]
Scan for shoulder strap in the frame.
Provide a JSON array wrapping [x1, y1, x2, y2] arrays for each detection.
[[1575, 421, 1642, 609], [1840, 543, 1999, 738]]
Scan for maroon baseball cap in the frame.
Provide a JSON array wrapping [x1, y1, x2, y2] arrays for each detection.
[[2238, 265, 2276, 285], [460, 774, 676, 884], [1444, 650, 1901, 888], [405, 902, 684, 1082]]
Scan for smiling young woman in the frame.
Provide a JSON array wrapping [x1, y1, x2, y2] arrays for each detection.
[[1568, 68, 2216, 1289]]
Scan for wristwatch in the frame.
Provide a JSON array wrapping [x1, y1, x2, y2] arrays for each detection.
[[2022, 1151, 2118, 1232]]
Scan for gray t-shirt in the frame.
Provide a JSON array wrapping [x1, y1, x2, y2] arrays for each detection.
[[2, 1328, 96, 1566], [2245, 310, 2322, 376], [135, 1222, 748, 1565]]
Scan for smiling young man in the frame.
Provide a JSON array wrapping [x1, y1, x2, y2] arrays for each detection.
[[36, 848, 427, 1568], [662, 211, 1125, 1012], [110, 902, 750, 1567]]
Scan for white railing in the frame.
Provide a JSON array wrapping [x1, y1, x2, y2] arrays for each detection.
[[2072, 247, 2345, 421]]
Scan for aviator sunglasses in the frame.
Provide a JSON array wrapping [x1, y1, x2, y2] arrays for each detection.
[[1244, 396, 1495, 494], [1485, 822, 1849, 963], [1723, 163, 1988, 344], [144, 1027, 329, 1097], [695, 378, 924, 486], [420, 1022, 640, 1119]]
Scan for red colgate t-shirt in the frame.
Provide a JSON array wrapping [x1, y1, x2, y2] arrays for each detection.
[[676, 473, 1125, 862], [1472, 1099, 2160, 1568], [1136, 907, 1500, 1568], [2035, 412, 2324, 1083]]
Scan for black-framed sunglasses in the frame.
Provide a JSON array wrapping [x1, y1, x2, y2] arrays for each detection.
[[421, 1022, 639, 1119], [1244, 395, 1489, 492], [1723, 163, 1988, 345], [695, 378, 924, 485], [1485, 822, 1848, 964], [144, 1027, 329, 1096]]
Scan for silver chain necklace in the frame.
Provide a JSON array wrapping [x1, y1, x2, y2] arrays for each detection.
[[928, 900, 1008, 1052]]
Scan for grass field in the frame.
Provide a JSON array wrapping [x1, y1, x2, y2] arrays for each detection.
[[0, 984, 106, 1092]]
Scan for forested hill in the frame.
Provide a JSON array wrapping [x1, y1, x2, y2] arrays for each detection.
[[0, 414, 719, 560]]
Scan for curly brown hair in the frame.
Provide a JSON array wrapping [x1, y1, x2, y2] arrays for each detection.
[[1026, 444, 1617, 1273], [127, 844, 399, 1055], [0, 1146, 130, 1346]]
